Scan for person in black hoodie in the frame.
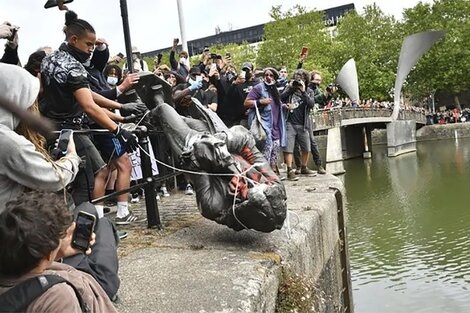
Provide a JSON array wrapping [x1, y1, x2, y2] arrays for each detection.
[[217, 62, 258, 128]]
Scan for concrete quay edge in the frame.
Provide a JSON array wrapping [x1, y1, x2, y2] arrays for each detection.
[[116, 174, 345, 313]]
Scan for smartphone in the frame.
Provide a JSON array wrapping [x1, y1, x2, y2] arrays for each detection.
[[8, 27, 19, 41], [225, 52, 231, 58], [71, 211, 96, 252], [301, 47, 308, 56], [57, 129, 73, 155], [117, 52, 124, 58]]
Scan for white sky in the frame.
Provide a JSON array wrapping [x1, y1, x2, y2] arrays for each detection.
[[0, 0, 433, 64]]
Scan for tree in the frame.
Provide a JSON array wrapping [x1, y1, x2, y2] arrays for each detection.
[[400, 0, 470, 105], [331, 4, 402, 101], [256, 5, 333, 81]]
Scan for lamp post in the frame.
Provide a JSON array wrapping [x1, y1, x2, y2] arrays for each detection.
[[176, 0, 188, 53], [120, 0, 134, 73]]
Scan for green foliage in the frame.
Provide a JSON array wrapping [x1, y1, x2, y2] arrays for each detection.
[[331, 4, 401, 100], [400, 0, 470, 100], [201, 42, 257, 70], [256, 5, 332, 78], [137, 0, 469, 103]]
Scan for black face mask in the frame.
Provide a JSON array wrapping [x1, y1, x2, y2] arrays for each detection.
[[64, 43, 92, 63], [243, 69, 252, 81], [201, 81, 210, 90]]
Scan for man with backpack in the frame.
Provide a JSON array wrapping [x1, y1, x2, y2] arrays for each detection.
[[0, 191, 117, 313]]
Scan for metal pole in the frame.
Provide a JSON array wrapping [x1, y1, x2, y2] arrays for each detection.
[[431, 92, 435, 114], [120, 0, 134, 73], [137, 126, 161, 229], [176, 0, 188, 53]]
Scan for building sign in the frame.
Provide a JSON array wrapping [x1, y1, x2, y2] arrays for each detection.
[[324, 3, 355, 27]]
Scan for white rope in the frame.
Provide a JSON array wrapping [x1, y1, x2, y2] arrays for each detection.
[[126, 116, 294, 237], [284, 210, 300, 239]]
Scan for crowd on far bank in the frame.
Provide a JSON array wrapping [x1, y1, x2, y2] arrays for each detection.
[[425, 107, 470, 125]]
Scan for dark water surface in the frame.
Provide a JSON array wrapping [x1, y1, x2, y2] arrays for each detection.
[[343, 137, 470, 313]]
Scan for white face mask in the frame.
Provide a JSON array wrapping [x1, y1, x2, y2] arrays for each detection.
[[107, 76, 118, 86], [180, 57, 189, 67]]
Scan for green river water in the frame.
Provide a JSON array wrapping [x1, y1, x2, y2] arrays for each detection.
[[343, 137, 470, 313]]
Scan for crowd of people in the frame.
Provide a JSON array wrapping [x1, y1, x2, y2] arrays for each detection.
[[0, 5, 340, 311]]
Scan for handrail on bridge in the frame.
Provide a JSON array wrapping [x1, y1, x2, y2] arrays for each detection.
[[312, 107, 427, 130]]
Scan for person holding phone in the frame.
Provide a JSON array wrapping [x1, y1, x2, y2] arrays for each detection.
[[170, 38, 190, 79], [0, 21, 20, 65], [0, 63, 80, 213], [0, 191, 118, 313], [0, 63, 121, 301]]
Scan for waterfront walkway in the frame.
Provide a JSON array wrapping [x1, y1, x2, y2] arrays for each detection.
[[114, 172, 345, 313]]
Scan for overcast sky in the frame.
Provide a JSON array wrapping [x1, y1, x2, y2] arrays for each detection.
[[0, 0, 432, 64]]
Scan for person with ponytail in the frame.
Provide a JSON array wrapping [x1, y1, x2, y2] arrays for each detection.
[[39, 11, 125, 301], [40, 11, 138, 207]]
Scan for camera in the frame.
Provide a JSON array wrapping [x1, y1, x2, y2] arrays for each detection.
[[326, 83, 339, 92], [292, 80, 303, 88]]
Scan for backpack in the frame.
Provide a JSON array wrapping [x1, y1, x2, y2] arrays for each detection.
[[0, 275, 89, 313]]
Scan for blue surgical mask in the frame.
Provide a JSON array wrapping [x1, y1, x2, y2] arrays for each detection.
[[107, 76, 118, 86]]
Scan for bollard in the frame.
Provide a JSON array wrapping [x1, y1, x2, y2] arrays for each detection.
[[136, 126, 161, 229]]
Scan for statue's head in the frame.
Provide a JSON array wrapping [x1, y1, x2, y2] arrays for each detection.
[[234, 183, 287, 232]]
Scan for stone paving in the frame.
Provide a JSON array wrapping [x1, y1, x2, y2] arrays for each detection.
[[107, 188, 203, 257]]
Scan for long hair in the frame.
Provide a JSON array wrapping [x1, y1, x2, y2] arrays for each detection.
[[15, 100, 52, 161]]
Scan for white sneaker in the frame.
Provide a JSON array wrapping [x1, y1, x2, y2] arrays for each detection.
[[185, 184, 194, 195], [161, 186, 170, 197]]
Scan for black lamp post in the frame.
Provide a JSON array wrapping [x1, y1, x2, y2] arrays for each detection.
[[119, 0, 134, 74]]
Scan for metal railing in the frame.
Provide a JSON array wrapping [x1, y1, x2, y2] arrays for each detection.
[[312, 107, 427, 130]]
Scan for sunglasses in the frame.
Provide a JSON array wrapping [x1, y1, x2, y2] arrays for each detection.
[[265, 73, 274, 77]]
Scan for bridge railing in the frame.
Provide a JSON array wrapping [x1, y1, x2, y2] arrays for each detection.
[[311, 107, 427, 130]]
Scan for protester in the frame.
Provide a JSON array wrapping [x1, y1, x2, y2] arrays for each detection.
[[217, 62, 258, 127], [0, 21, 20, 65], [0, 63, 80, 213], [0, 191, 118, 313], [40, 10, 138, 206], [0, 62, 121, 300], [281, 69, 316, 181], [170, 38, 190, 79], [244, 67, 287, 175]]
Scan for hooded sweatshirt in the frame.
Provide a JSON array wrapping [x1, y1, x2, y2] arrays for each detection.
[[0, 64, 81, 212]]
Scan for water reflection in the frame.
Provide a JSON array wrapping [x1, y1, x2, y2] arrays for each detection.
[[345, 138, 470, 313]]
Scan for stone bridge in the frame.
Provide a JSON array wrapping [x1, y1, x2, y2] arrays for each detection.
[[312, 108, 427, 131], [309, 108, 427, 174]]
